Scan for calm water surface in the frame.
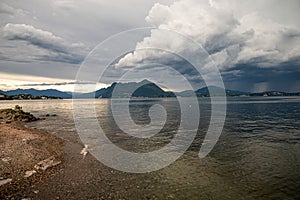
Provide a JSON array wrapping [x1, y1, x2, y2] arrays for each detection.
[[0, 97, 299, 199]]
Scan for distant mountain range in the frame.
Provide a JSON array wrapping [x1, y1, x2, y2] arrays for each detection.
[[0, 88, 71, 99], [1, 80, 300, 99], [74, 79, 175, 98], [177, 86, 249, 97]]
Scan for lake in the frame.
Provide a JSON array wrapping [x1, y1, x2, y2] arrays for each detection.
[[0, 97, 299, 199]]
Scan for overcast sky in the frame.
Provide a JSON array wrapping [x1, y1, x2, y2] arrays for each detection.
[[0, 0, 299, 92]]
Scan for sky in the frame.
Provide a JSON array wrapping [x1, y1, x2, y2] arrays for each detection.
[[0, 0, 299, 92]]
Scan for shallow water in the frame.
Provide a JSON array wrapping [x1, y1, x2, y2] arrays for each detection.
[[1, 97, 299, 199]]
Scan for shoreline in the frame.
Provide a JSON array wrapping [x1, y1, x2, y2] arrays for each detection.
[[1, 101, 299, 199]]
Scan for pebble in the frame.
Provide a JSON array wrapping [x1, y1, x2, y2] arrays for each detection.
[[24, 170, 37, 178], [34, 156, 62, 171], [0, 178, 12, 186], [33, 190, 39, 194], [80, 145, 89, 158], [1, 157, 12, 163]]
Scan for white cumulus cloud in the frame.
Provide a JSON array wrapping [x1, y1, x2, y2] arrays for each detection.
[[116, 0, 300, 71]]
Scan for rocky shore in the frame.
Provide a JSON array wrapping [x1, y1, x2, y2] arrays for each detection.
[[0, 105, 39, 123], [0, 106, 63, 199]]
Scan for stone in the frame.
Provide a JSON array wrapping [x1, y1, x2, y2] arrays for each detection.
[[0, 178, 12, 186], [24, 170, 37, 178], [34, 156, 61, 171]]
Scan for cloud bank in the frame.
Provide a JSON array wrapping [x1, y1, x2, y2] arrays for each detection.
[[2, 23, 84, 64], [0, 0, 299, 92], [115, 0, 300, 91], [20, 81, 96, 87]]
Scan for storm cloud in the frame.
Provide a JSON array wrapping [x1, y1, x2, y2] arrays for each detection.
[[0, 0, 299, 92], [115, 0, 300, 91]]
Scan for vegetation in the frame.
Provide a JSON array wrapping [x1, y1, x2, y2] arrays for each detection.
[[0, 93, 62, 100]]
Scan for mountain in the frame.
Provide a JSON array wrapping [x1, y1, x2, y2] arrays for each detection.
[[175, 90, 195, 97], [2, 84, 299, 99], [73, 88, 106, 98], [225, 89, 250, 96], [96, 79, 175, 98], [77, 80, 175, 98], [1, 88, 72, 99], [192, 87, 300, 97], [196, 86, 249, 96], [176, 86, 248, 97], [195, 86, 224, 96]]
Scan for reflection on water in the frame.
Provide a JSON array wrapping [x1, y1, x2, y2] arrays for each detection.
[[97, 98, 182, 153], [0, 97, 299, 199]]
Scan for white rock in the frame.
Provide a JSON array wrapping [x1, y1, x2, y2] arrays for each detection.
[[1, 157, 12, 163], [24, 170, 37, 178], [34, 156, 61, 171], [0, 178, 12, 186], [80, 144, 89, 158]]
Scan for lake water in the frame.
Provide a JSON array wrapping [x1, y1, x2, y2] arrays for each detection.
[[0, 97, 299, 199]]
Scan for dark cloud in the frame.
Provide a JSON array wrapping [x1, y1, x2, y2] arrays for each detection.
[[20, 81, 97, 87], [113, 0, 300, 92], [2, 23, 85, 64], [0, 0, 299, 92], [222, 60, 300, 92], [0, 62, 79, 81], [37, 53, 84, 64]]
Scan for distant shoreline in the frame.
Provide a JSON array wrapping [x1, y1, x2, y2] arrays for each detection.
[[1, 95, 300, 101], [1, 94, 300, 100], [1, 81, 300, 100]]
